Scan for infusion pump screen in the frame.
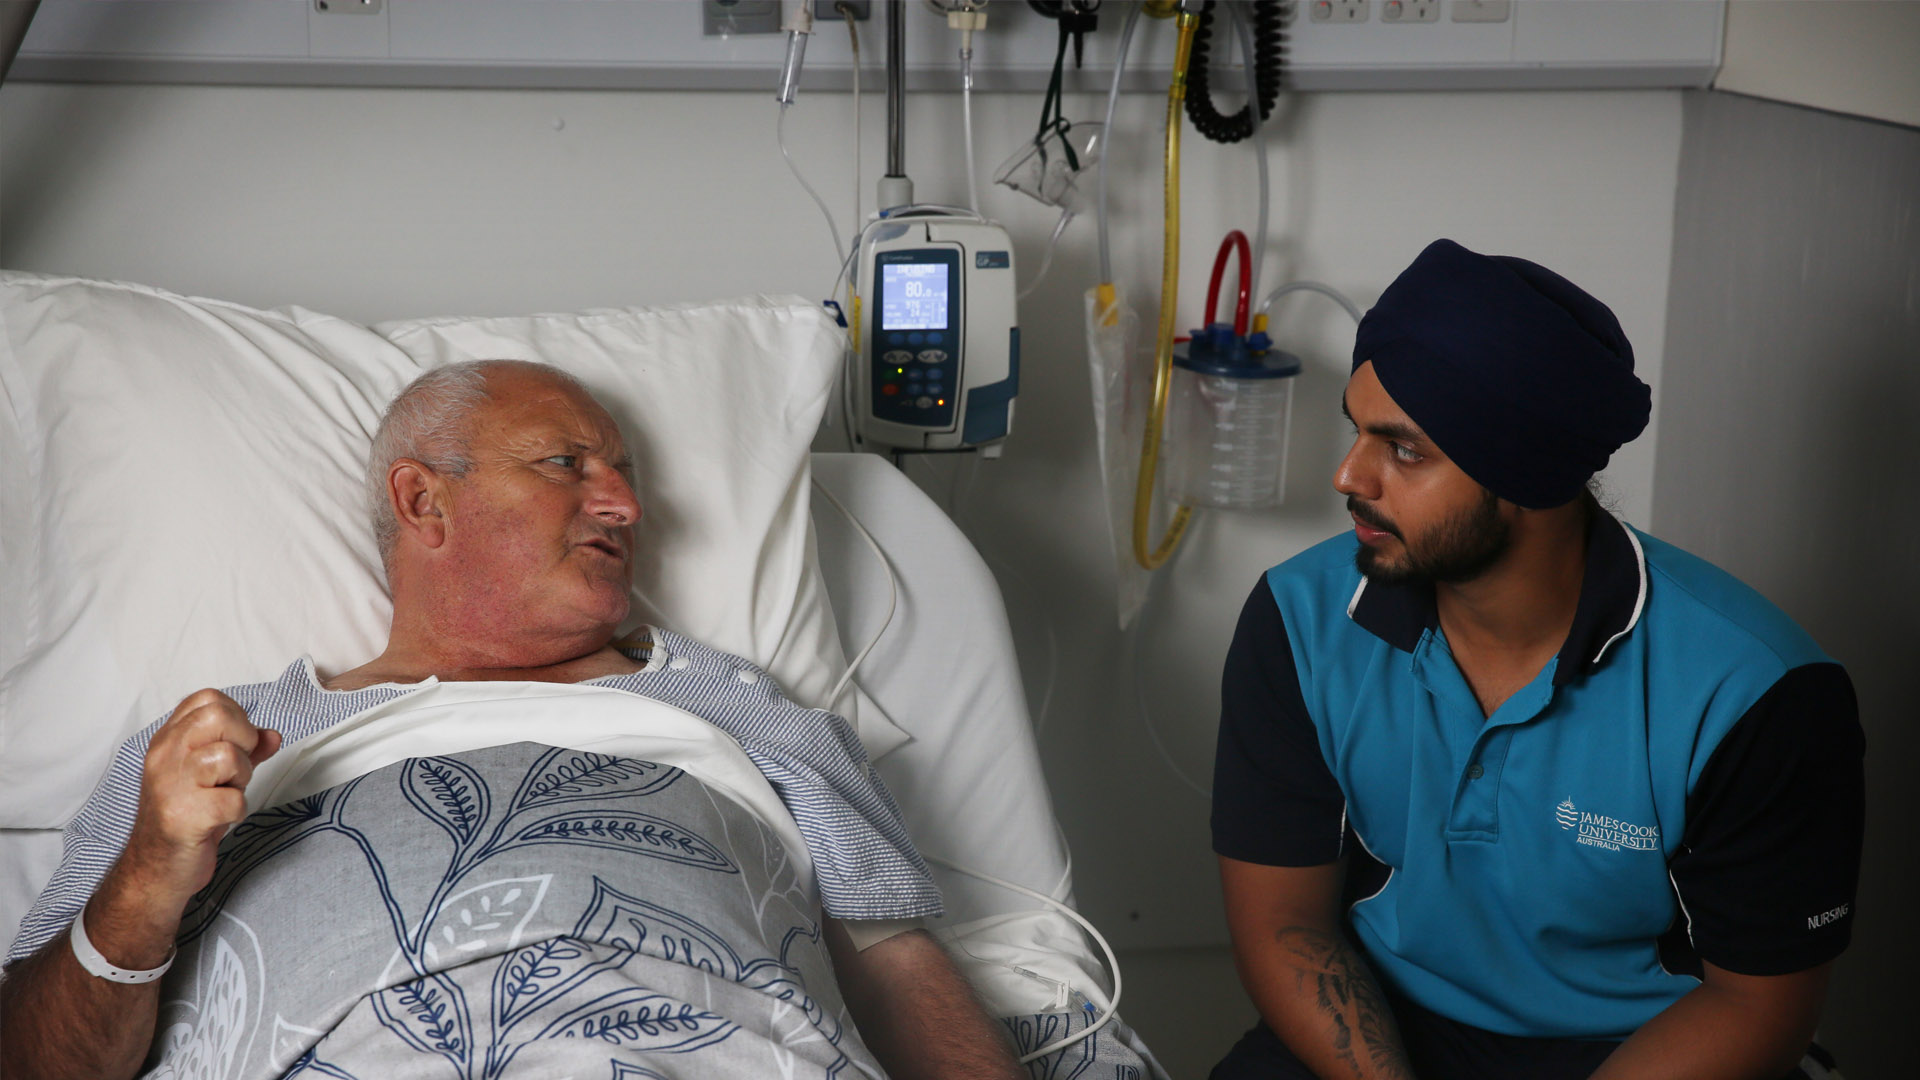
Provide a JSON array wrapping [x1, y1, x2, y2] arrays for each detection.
[[880, 264, 950, 330]]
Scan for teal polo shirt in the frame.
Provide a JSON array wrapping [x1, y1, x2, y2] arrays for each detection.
[[1212, 510, 1863, 1039]]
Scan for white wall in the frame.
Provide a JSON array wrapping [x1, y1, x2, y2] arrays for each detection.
[[0, 82, 1682, 953]]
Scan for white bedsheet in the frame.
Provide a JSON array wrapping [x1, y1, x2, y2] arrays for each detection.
[[243, 677, 814, 892]]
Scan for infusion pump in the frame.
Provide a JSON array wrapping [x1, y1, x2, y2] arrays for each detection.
[[854, 215, 1019, 453]]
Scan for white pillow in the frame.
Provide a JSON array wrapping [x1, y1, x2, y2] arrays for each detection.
[[0, 272, 905, 830]]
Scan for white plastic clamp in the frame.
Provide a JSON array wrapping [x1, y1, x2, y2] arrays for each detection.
[[69, 906, 175, 984]]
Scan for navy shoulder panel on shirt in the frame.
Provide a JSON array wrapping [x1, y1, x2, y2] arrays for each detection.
[[1667, 661, 1863, 976], [1212, 573, 1348, 867]]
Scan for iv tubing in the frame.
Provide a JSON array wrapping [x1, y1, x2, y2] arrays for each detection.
[[844, 2, 862, 292], [819, 466, 1110, 1064], [1095, 2, 1144, 286], [961, 44, 982, 216], [778, 104, 847, 270], [925, 854, 1123, 1063], [1017, 207, 1074, 302], [1204, 229, 1253, 335], [1257, 280, 1365, 325], [1130, 10, 1201, 572], [813, 479, 896, 707]]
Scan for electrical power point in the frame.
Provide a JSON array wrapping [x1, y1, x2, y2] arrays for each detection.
[[814, 1, 872, 20], [1452, 0, 1512, 22], [1309, 0, 1370, 24], [703, 0, 781, 37], [1381, 0, 1438, 23]]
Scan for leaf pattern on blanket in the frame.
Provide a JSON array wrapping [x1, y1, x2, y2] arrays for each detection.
[[534, 990, 733, 1053], [402, 756, 491, 849], [177, 795, 333, 946], [574, 877, 743, 975], [505, 811, 736, 872], [423, 876, 553, 965], [369, 972, 473, 1074], [148, 935, 252, 1080], [510, 748, 682, 809], [149, 742, 864, 1080]]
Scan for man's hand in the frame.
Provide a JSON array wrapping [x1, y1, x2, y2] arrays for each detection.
[[824, 919, 1026, 1080], [0, 689, 280, 1080], [119, 688, 282, 915], [1590, 961, 1831, 1080]]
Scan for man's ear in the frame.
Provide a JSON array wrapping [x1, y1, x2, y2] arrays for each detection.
[[388, 459, 449, 550]]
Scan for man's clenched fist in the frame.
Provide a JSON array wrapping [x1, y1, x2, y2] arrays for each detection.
[[123, 689, 282, 904]]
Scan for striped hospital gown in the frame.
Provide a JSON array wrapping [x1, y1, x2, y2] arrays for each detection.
[[6, 628, 938, 966]]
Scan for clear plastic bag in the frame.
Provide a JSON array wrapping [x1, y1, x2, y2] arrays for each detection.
[[1084, 284, 1153, 629]]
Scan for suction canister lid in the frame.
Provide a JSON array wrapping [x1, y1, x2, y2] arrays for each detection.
[[1174, 323, 1303, 379]]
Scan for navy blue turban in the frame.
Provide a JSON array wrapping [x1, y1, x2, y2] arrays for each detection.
[[1352, 239, 1651, 510]]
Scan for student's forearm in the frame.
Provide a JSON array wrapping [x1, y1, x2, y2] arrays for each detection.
[[827, 923, 1024, 1080], [1241, 925, 1415, 1080], [0, 882, 182, 1080], [1591, 968, 1827, 1080]]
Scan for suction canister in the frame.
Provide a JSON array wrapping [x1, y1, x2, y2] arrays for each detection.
[[1164, 323, 1300, 510]]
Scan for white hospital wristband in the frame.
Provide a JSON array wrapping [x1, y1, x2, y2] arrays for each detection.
[[68, 907, 174, 984]]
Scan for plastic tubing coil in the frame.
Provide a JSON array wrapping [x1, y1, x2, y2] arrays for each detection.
[[1131, 10, 1201, 572]]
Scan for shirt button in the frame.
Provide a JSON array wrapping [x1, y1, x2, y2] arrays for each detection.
[[1467, 763, 1485, 780], [667, 656, 690, 671], [737, 670, 759, 685]]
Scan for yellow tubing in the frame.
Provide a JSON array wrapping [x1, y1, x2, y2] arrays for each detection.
[[1131, 10, 1199, 571]]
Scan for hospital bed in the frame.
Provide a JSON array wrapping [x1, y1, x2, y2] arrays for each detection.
[[0, 271, 1161, 1077]]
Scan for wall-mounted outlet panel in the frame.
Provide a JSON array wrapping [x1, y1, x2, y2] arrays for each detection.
[[1453, 0, 1513, 23], [12, 0, 1724, 93], [1381, 0, 1440, 24], [1310, 1, 1371, 23]]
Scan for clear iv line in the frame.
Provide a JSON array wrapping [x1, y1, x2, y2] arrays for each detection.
[[924, 854, 1124, 1065], [779, 103, 848, 272], [812, 478, 896, 707], [1096, 3, 1145, 285], [813, 474, 1120, 1065]]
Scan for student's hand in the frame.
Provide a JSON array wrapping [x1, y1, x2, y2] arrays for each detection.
[[122, 689, 281, 905]]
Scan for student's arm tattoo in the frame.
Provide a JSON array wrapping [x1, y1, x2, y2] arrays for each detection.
[[1276, 926, 1414, 1080]]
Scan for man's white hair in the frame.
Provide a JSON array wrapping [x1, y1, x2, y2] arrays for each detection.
[[367, 359, 588, 566]]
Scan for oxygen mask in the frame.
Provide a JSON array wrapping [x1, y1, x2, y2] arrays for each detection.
[[993, 120, 1104, 214]]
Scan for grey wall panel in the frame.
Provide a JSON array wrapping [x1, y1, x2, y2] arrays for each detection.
[[1655, 89, 1919, 1076]]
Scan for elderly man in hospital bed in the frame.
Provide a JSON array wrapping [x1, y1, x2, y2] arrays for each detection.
[[0, 359, 1027, 1080]]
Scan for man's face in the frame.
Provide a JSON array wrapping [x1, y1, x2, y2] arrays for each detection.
[[435, 368, 641, 648], [1334, 361, 1512, 586]]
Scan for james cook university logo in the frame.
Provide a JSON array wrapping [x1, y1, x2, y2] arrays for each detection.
[[1556, 797, 1660, 852]]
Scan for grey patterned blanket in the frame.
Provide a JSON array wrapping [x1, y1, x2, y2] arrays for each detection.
[[140, 742, 1148, 1079]]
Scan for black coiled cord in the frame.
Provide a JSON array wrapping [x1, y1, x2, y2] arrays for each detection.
[[1185, 0, 1291, 145]]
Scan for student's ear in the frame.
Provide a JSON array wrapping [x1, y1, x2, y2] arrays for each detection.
[[388, 459, 449, 550]]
